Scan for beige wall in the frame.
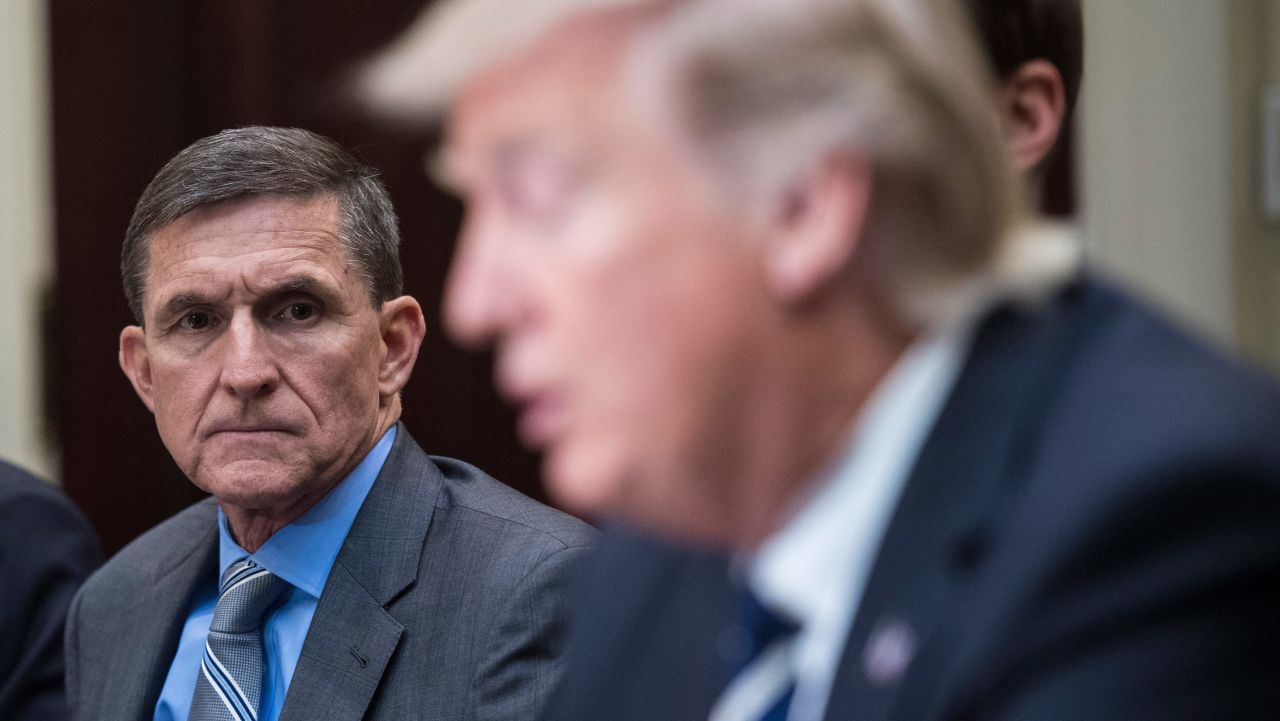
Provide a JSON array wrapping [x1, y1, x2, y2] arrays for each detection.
[[1078, 0, 1235, 346], [1080, 0, 1280, 373], [0, 0, 55, 478], [1229, 0, 1280, 371]]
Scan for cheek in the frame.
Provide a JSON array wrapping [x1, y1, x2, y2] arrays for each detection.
[[573, 251, 751, 417], [142, 358, 216, 464], [558, 273, 746, 463], [148, 356, 216, 432], [299, 329, 384, 409]]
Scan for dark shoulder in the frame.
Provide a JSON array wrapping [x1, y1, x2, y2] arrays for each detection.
[[573, 524, 731, 626], [1041, 276, 1280, 475], [76, 498, 215, 606], [0, 460, 93, 532], [0, 460, 103, 592], [550, 526, 733, 720], [937, 279, 1280, 715], [962, 275, 1280, 630], [428, 454, 595, 552]]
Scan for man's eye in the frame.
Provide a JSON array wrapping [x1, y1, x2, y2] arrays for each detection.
[[285, 303, 315, 321], [181, 312, 215, 330], [495, 155, 583, 225]]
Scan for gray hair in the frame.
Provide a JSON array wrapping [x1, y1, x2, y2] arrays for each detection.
[[122, 126, 403, 324]]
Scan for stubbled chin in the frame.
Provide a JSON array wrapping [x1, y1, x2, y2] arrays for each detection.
[[191, 458, 311, 511]]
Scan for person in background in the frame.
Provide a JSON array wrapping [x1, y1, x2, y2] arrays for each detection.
[[360, 0, 1280, 718], [0, 459, 102, 721], [965, 0, 1082, 179], [66, 127, 592, 721]]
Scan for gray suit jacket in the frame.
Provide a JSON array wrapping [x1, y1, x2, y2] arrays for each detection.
[[65, 425, 594, 721]]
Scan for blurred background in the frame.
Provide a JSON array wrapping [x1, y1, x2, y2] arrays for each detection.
[[0, 0, 1277, 553]]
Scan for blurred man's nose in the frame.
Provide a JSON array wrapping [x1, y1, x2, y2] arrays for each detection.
[[444, 214, 520, 349], [220, 310, 280, 400]]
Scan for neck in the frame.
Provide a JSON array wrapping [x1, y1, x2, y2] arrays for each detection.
[[726, 290, 915, 550], [221, 484, 336, 552]]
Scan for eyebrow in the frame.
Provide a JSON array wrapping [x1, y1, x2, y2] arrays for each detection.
[[152, 276, 329, 323], [264, 276, 324, 297], [155, 292, 221, 323]]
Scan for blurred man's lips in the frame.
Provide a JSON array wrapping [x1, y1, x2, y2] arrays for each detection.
[[515, 392, 568, 447], [495, 356, 569, 446]]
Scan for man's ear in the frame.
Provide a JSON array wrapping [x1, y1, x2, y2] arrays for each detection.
[[997, 59, 1067, 172], [378, 295, 427, 397], [762, 152, 872, 302], [119, 326, 156, 413]]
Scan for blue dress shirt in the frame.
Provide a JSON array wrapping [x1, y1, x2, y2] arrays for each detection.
[[154, 426, 396, 721]]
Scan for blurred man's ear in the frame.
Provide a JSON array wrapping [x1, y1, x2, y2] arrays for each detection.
[[762, 153, 872, 302], [997, 59, 1067, 172], [119, 326, 156, 413]]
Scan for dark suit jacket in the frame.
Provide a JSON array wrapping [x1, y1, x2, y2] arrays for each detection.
[[66, 425, 594, 721], [548, 276, 1280, 721], [0, 460, 104, 721]]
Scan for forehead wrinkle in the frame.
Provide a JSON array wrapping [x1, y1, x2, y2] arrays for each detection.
[[239, 273, 343, 305], [159, 226, 343, 262], [152, 245, 336, 292], [148, 193, 343, 262]]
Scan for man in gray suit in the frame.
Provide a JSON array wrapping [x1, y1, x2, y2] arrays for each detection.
[[66, 126, 593, 721]]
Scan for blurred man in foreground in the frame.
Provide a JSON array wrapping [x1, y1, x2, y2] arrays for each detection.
[[0, 461, 102, 721], [67, 127, 592, 721], [362, 0, 1280, 718]]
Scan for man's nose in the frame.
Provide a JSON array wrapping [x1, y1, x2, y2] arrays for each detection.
[[220, 311, 279, 400], [444, 216, 522, 349]]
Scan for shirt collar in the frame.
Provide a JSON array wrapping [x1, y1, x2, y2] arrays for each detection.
[[217, 425, 397, 598]]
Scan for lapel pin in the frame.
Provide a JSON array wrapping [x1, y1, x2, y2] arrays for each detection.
[[862, 618, 917, 686]]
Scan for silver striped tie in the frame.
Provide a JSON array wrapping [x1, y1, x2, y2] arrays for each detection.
[[189, 559, 290, 721]]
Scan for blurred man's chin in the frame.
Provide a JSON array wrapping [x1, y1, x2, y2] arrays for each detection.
[[543, 445, 729, 547], [542, 444, 630, 520]]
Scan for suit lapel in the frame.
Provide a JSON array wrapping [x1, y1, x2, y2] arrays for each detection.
[[822, 281, 1099, 721], [280, 425, 442, 721], [115, 501, 219, 721]]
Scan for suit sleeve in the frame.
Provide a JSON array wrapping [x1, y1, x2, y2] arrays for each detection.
[[0, 480, 104, 721], [63, 589, 83, 720], [977, 466, 1280, 720], [469, 543, 590, 721]]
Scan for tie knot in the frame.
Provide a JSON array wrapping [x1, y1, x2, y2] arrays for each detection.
[[722, 587, 800, 678], [211, 559, 291, 634], [739, 588, 799, 650]]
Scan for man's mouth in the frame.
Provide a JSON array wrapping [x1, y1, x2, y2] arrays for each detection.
[[205, 423, 296, 438], [513, 390, 569, 448]]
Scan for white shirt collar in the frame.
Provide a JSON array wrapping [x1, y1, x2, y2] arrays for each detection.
[[744, 317, 978, 721]]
